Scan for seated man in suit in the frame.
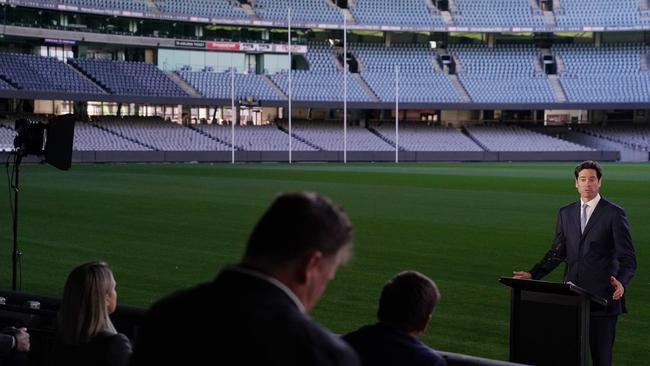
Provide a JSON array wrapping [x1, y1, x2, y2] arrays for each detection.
[[343, 271, 446, 366], [131, 192, 359, 366]]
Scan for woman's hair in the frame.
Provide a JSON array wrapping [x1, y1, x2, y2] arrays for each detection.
[[58, 261, 117, 345]]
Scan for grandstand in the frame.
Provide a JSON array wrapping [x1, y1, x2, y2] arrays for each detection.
[[0, 2, 650, 366]]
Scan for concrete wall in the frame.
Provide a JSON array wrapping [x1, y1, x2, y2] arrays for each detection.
[[39, 150, 621, 163], [1, 150, 622, 164]]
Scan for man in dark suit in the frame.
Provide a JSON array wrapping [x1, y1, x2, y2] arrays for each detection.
[[514, 160, 637, 366], [343, 271, 446, 366], [131, 192, 360, 366]]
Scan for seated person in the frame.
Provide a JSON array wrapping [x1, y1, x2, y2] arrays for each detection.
[[343, 271, 446, 366], [53, 261, 132, 366], [0, 327, 29, 366]]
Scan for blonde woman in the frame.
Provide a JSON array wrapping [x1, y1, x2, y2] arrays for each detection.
[[54, 261, 132, 366]]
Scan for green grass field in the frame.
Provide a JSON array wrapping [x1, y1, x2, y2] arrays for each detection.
[[0, 162, 648, 364]]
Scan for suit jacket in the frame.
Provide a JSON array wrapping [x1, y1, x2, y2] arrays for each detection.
[[343, 323, 447, 366], [53, 332, 132, 366], [131, 266, 360, 366], [0, 334, 13, 356], [530, 197, 637, 315]]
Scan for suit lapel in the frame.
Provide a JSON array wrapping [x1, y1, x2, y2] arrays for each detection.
[[570, 202, 582, 238]]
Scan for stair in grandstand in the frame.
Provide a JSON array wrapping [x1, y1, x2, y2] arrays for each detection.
[[0, 75, 18, 89], [276, 124, 323, 151], [331, 49, 345, 72], [448, 74, 472, 103], [367, 126, 406, 151], [439, 10, 455, 27], [548, 75, 567, 103], [551, 0, 565, 16], [641, 0, 650, 12], [431, 55, 443, 73], [542, 9, 556, 27], [260, 74, 288, 99], [185, 124, 239, 150], [144, 0, 160, 14], [424, 0, 441, 19], [534, 50, 547, 75], [67, 61, 113, 94], [90, 122, 157, 151], [239, 2, 260, 21], [641, 53, 650, 71], [165, 71, 203, 98], [529, 0, 541, 13], [336, 2, 356, 25], [439, 49, 464, 73], [460, 126, 489, 151], [353, 74, 380, 102], [554, 53, 567, 74]]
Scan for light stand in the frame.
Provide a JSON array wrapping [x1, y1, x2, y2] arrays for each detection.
[[10, 150, 24, 290], [8, 115, 75, 290]]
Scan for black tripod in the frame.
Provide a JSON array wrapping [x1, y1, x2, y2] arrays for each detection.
[[9, 149, 24, 291]]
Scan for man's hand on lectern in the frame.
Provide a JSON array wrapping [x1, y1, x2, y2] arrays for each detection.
[[512, 271, 532, 280]]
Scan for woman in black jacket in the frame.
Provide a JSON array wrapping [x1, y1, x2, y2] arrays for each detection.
[[54, 261, 132, 366]]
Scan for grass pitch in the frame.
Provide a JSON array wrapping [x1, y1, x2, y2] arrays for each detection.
[[0, 162, 648, 364]]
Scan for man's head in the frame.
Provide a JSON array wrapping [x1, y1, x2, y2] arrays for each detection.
[[377, 271, 440, 336], [574, 160, 602, 202], [243, 192, 353, 311]]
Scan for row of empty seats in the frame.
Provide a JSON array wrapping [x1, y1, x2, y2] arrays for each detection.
[[68, 59, 189, 97], [14, 0, 650, 28], [352, 43, 462, 103], [179, 70, 283, 100], [371, 123, 483, 151], [193, 124, 315, 151], [453, 0, 545, 28], [450, 44, 557, 103], [578, 124, 650, 151], [1, 42, 650, 103], [268, 43, 371, 102], [555, 0, 650, 27], [157, 0, 248, 19], [0, 115, 620, 153], [465, 125, 593, 152], [349, 0, 445, 27], [0, 53, 105, 94], [555, 43, 650, 103]]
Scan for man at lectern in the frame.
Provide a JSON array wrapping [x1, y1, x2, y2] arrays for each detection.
[[513, 160, 636, 366]]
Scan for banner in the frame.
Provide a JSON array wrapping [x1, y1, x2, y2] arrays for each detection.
[[207, 41, 241, 51]]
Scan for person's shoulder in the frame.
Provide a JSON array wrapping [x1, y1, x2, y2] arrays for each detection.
[[92, 332, 131, 349], [100, 333, 132, 366], [149, 280, 215, 314], [106, 333, 131, 347], [598, 197, 626, 213], [295, 318, 359, 365], [342, 324, 379, 343], [411, 340, 447, 366], [559, 201, 579, 212]]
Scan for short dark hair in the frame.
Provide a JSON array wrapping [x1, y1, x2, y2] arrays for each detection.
[[574, 160, 602, 180], [377, 271, 440, 332], [245, 192, 353, 264]]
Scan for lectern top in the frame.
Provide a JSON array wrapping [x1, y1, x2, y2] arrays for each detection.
[[499, 277, 607, 306]]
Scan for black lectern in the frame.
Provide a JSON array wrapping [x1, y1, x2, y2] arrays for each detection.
[[499, 277, 607, 366]]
